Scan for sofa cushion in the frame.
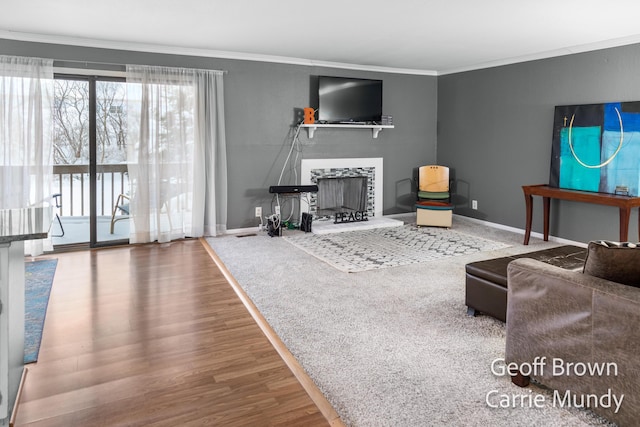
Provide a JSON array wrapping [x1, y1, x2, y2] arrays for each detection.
[[583, 240, 640, 287]]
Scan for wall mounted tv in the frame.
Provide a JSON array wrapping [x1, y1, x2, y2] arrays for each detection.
[[318, 76, 383, 124]]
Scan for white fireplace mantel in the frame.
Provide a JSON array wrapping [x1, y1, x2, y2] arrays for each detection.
[[300, 124, 394, 139]]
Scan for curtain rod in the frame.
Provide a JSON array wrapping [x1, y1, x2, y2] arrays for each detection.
[[52, 59, 227, 74]]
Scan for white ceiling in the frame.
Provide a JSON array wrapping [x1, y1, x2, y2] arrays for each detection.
[[3, 0, 640, 75]]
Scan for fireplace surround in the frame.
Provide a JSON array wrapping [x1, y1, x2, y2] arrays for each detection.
[[301, 158, 383, 220]]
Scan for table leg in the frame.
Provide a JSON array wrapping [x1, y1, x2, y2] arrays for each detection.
[[543, 197, 550, 241], [524, 193, 533, 245], [619, 207, 631, 242]]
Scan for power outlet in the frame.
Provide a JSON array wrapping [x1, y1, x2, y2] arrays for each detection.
[[275, 205, 281, 215], [255, 206, 262, 218], [472, 200, 478, 210]]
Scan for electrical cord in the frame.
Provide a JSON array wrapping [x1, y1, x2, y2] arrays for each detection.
[[277, 123, 303, 186], [270, 122, 305, 231], [271, 194, 297, 223], [269, 110, 318, 234]]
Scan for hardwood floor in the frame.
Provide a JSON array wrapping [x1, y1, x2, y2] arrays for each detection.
[[14, 239, 341, 426]]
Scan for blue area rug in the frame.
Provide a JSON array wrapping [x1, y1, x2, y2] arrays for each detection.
[[24, 259, 57, 364]]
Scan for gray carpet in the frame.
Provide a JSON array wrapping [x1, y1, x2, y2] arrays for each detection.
[[205, 215, 613, 427]]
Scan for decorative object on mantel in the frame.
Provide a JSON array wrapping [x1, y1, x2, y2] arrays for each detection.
[[283, 224, 509, 272], [550, 101, 640, 197], [24, 258, 57, 364], [303, 107, 315, 124]]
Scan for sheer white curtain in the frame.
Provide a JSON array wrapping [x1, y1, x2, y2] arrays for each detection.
[[0, 55, 54, 255], [125, 65, 226, 243], [196, 70, 227, 236]]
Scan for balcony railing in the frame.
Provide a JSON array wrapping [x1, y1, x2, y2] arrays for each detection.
[[53, 164, 129, 217]]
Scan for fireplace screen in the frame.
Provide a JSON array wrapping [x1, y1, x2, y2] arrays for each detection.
[[316, 176, 368, 216]]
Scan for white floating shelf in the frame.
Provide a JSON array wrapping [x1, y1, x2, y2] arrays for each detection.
[[300, 124, 394, 139]]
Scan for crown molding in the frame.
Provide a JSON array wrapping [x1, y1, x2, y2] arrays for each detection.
[[0, 30, 438, 76], [4, 29, 640, 77], [438, 34, 640, 75]]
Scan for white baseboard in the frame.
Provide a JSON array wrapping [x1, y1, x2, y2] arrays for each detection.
[[453, 214, 587, 248], [220, 226, 262, 236]]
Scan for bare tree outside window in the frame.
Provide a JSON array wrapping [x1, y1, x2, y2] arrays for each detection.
[[97, 81, 127, 164], [53, 80, 127, 166], [53, 79, 89, 165]]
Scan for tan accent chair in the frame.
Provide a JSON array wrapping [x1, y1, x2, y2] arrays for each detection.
[[415, 165, 453, 227], [418, 165, 450, 193]]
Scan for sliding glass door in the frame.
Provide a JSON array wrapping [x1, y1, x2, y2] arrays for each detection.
[[52, 75, 129, 248]]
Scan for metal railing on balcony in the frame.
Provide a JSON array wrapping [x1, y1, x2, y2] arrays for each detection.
[[53, 164, 129, 217]]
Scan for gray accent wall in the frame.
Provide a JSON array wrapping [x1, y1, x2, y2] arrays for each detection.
[[7, 37, 639, 242], [0, 39, 437, 230], [438, 44, 640, 243]]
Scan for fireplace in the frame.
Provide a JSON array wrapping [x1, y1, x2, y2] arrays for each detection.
[[301, 158, 383, 220], [316, 176, 368, 217]]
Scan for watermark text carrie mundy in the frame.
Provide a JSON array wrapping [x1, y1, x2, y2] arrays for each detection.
[[487, 357, 624, 414]]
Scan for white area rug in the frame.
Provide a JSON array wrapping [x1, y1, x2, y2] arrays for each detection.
[[284, 224, 510, 272]]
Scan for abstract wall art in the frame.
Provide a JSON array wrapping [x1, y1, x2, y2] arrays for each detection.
[[550, 101, 640, 197]]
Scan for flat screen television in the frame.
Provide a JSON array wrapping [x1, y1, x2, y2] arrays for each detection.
[[318, 76, 383, 123]]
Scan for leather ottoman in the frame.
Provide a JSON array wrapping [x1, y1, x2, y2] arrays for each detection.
[[465, 245, 586, 322]]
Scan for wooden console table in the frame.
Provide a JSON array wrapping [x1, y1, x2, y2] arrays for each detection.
[[522, 184, 640, 245]]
